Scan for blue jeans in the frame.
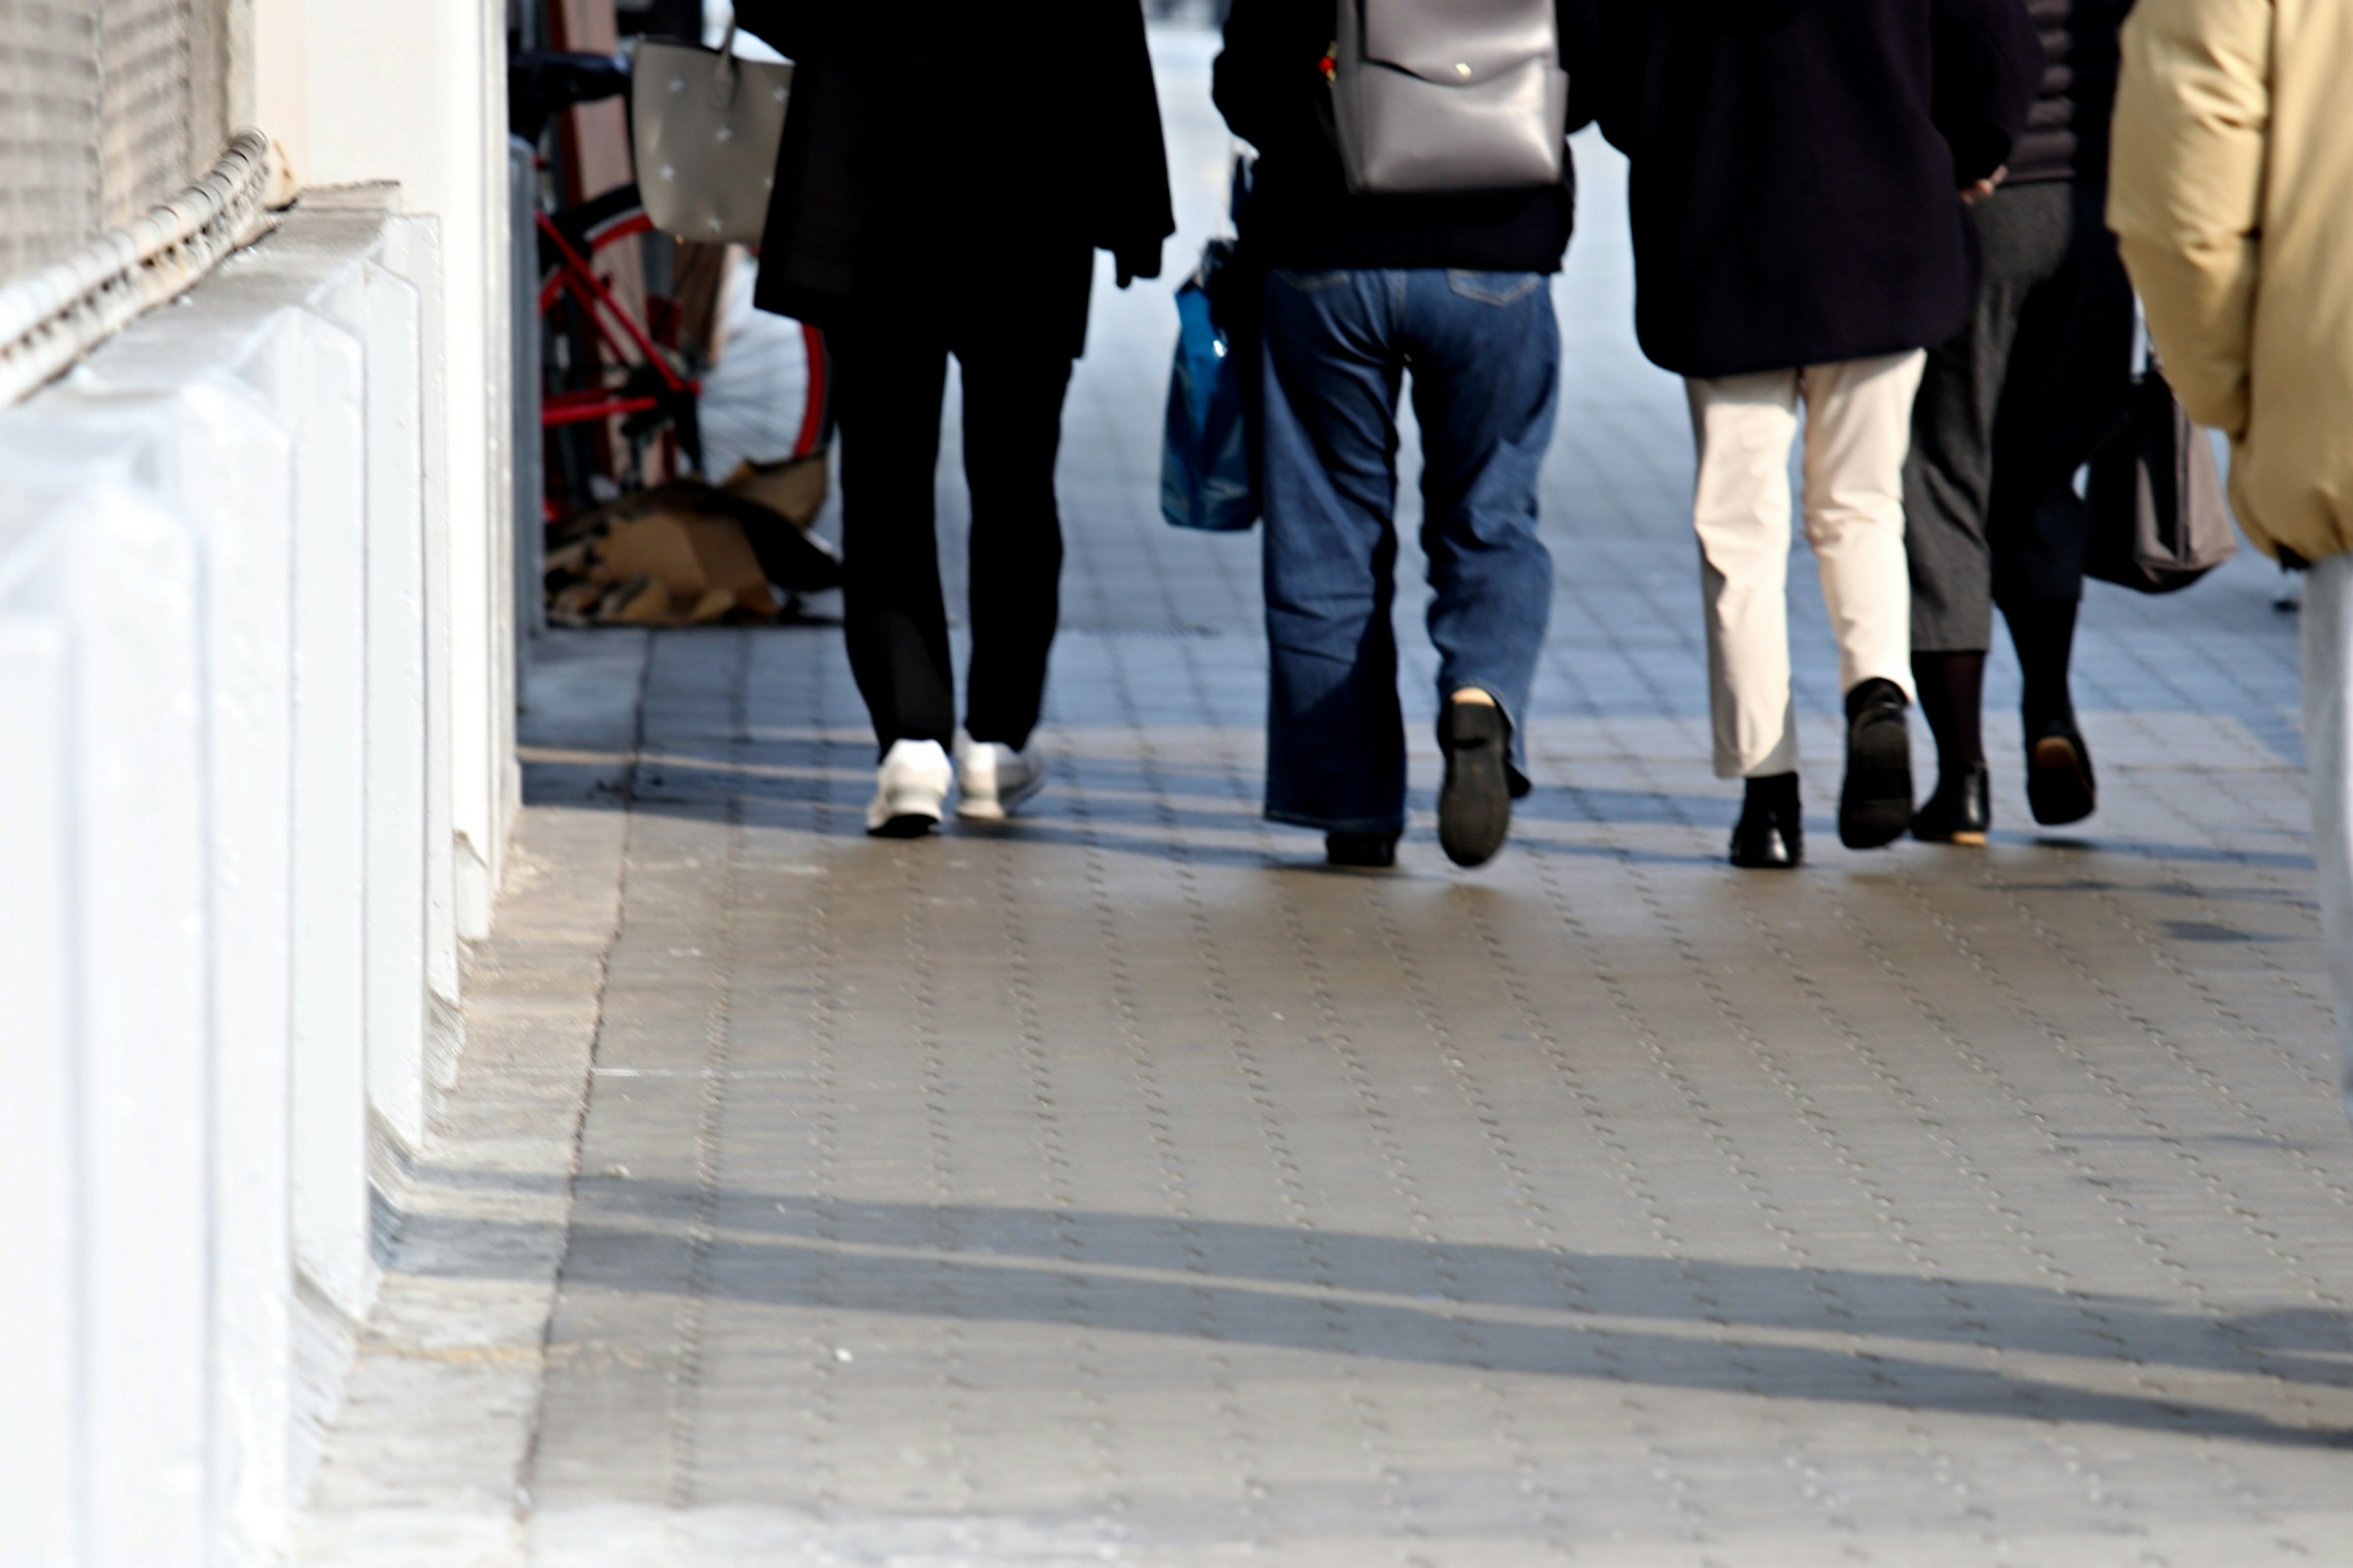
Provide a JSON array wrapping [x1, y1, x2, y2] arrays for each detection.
[[1260, 267, 1560, 835]]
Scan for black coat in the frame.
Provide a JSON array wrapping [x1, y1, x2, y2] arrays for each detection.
[[735, 1, 1176, 355], [1599, 0, 2040, 379], [1214, 0, 1601, 273], [2006, 0, 2132, 185]]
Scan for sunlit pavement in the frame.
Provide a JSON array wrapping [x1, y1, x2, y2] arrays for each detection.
[[300, 31, 2353, 1566]]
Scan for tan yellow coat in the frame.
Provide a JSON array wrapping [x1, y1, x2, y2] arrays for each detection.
[[2109, 0, 2353, 562]]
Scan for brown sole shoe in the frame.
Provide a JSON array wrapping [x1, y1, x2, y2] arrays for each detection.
[[2027, 724, 2096, 827]]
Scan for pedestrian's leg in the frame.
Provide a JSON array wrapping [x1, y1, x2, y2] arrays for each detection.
[[1402, 268, 1559, 866], [1802, 351, 1927, 849], [1406, 271, 1559, 776], [1907, 186, 2045, 840], [1688, 371, 1803, 779], [1989, 183, 2134, 825], [1988, 181, 2134, 645], [1798, 352, 1925, 702], [1909, 648, 1990, 841], [2006, 596, 2080, 730], [834, 319, 957, 756], [1907, 184, 2048, 682], [1260, 268, 1409, 839], [958, 341, 1076, 751], [2303, 553, 2353, 1124]]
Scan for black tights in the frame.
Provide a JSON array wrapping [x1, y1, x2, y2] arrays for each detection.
[[1912, 599, 2079, 775]]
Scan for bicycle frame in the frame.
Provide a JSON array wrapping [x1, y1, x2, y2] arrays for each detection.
[[536, 201, 697, 433]]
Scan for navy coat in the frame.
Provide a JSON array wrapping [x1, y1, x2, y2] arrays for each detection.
[[735, 1, 1175, 355], [1599, 0, 2040, 379]]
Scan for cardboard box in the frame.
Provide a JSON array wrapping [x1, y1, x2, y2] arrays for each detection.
[[597, 508, 778, 618]]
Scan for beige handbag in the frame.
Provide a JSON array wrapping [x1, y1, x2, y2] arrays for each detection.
[[631, 26, 792, 244]]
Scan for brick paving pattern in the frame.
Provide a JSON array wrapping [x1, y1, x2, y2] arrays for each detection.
[[301, 34, 2353, 1567]]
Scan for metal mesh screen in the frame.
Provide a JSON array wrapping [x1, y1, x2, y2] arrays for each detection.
[[0, 0, 227, 286]]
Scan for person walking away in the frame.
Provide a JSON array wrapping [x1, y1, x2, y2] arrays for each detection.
[[1906, 0, 2138, 845], [737, 1, 1174, 836], [2109, 0, 2353, 1119], [1599, 0, 2039, 867], [1214, 0, 1599, 870]]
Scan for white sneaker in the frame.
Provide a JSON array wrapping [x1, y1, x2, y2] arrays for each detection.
[[953, 731, 1046, 824], [866, 739, 953, 838]]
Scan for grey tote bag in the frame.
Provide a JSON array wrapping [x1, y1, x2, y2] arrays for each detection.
[[1330, 0, 1569, 195], [2085, 356, 2237, 594], [632, 28, 792, 244]]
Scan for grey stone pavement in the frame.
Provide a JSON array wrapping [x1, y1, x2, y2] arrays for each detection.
[[301, 31, 2353, 1567]]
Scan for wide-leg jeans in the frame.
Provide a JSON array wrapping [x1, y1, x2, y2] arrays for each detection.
[[1259, 267, 1561, 836]]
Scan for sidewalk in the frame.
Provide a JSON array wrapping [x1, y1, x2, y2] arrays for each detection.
[[301, 33, 2353, 1566]]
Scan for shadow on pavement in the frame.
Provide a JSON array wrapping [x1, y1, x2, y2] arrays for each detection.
[[391, 1173, 2353, 1452]]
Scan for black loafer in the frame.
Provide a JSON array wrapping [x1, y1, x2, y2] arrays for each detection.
[[1839, 678, 1915, 850], [1730, 808, 1802, 868], [1327, 830, 1400, 869], [2026, 716, 2096, 826], [1437, 697, 1513, 868], [1912, 762, 1991, 844], [1730, 773, 1803, 868]]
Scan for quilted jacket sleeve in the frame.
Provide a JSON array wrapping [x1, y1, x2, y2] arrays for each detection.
[[2107, 0, 2272, 438]]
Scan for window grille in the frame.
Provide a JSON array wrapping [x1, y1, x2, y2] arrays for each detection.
[[0, 0, 229, 287]]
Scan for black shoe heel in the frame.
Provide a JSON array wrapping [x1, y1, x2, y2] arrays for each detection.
[[1438, 698, 1513, 868], [2026, 717, 2096, 826], [1327, 831, 1400, 869], [1839, 678, 1915, 850], [1912, 762, 1991, 844], [1730, 774, 1803, 868]]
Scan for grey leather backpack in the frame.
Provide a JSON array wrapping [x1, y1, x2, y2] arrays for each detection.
[[1330, 0, 1569, 195]]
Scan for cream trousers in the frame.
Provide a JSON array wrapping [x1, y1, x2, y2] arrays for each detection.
[[1686, 352, 1925, 779]]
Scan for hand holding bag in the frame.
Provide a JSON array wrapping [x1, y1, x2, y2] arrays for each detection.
[[2085, 351, 2237, 594], [632, 26, 792, 244]]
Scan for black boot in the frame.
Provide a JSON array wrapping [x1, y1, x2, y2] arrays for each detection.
[[1912, 762, 1991, 844], [1437, 696, 1513, 868], [2025, 714, 2097, 825], [1326, 831, 1400, 869], [1730, 772, 1803, 868], [1838, 678, 1915, 850]]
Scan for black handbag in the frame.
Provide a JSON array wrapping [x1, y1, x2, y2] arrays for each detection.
[[2084, 354, 2237, 594]]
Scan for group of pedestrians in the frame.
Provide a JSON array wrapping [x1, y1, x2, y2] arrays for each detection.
[[740, 0, 2350, 1102]]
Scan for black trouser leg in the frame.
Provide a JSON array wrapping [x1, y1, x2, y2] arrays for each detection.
[[958, 340, 1075, 749], [834, 319, 956, 757]]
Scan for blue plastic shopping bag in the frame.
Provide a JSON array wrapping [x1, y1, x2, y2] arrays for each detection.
[[1159, 241, 1257, 532]]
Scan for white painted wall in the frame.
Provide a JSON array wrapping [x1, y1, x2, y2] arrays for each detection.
[[301, 0, 517, 937], [0, 4, 523, 1553], [0, 474, 211, 1566], [0, 203, 452, 1568]]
